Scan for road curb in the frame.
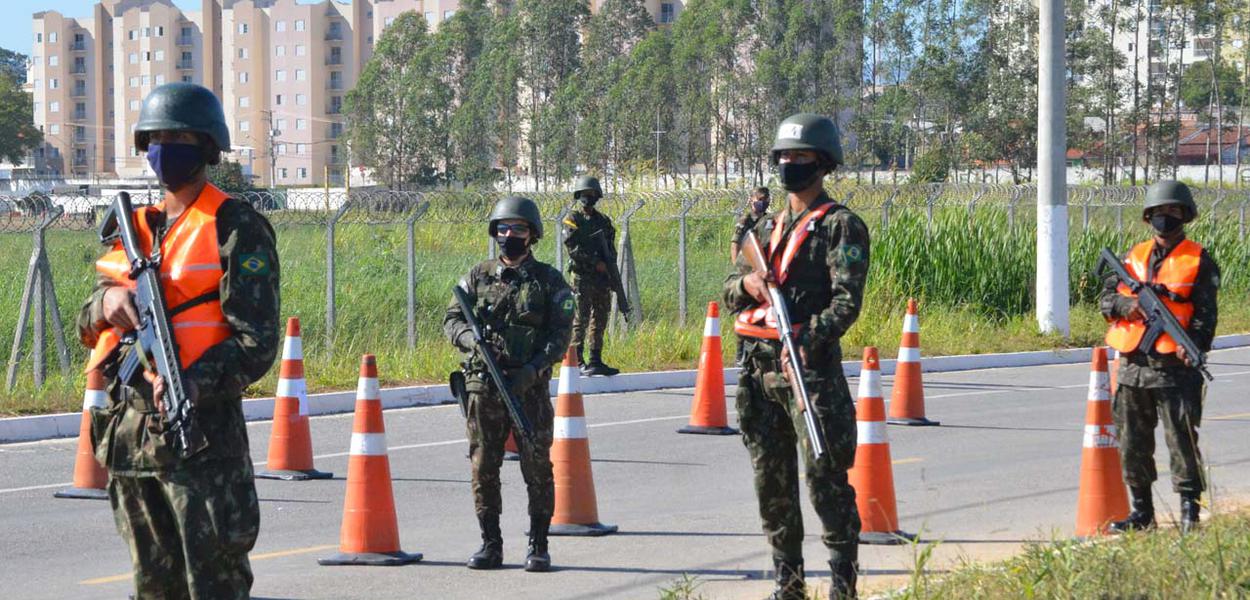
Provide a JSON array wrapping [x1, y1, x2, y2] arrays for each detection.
[[5, 333, 1248, 444]]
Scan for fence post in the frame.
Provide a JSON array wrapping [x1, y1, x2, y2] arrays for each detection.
[[882, 188, 898, 229], [406, 195, 430, 350], [924, 184, 941, 233], [554, 203, 573, 272], [967, 184, 989, 225], [1240, 195, 1248, 241], [678, 194, 697, 324], [6, 206, 69, 390], [325, 192, 353, 347]]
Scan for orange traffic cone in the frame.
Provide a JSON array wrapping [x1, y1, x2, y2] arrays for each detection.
[[54, 370, 109, 500], [1075, 347, 1130, 537], [259, 318, 332, 481], [320, 355, 422, 566], [888, 299, 939, 426], [551, 346, 617, 536], [504, 431, 521, 461], [1109, 349, 1120, 397], [850, 348, 914, 544], [678, 302, 737, 435]]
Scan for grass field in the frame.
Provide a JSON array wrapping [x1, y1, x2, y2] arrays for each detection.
[[2, 192, 1247, 415]]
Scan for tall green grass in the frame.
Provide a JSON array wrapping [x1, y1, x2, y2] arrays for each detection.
[[3, 200, 1248, 415]]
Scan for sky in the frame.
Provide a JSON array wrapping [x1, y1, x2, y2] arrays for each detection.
[[4, 1, 203, 57]]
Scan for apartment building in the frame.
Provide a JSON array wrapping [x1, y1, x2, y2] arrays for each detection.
[[31, 0, 684, 184]]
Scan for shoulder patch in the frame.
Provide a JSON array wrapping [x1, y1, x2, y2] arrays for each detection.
[[554, 288, 576, 316], [239, 253, 271, 276], [840, 244, 865, 264], [563, 216, 578, 229]]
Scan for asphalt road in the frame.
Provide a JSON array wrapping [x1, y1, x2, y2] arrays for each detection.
[[3, 347, 1250, 600]]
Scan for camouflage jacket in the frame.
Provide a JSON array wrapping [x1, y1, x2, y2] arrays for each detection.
[[1099, 237, 1220, 388], [724, 191, 871, 367], [444, 255, 576, 381], [76, 197, 281, 475], [732, 209, 768, 248], [562, 209, 616, 282]]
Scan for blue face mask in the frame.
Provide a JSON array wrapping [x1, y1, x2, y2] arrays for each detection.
[[146, 143, 205, 191]]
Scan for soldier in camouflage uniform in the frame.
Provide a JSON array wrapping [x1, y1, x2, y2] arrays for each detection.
[[1101, 180, 1219, 535], [445, 196, 575, 573], [724, 114, 869, 600], [76, 83, 279, 600], [563, 176, 623, 376], [731, 187, 772, 366]]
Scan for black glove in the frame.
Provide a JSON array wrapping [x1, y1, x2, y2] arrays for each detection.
[[507, 364, 538, 390]]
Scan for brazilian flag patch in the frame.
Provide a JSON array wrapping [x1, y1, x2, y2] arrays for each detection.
[[561, 296, 576, 315], [240, 253, 270, 276], [841, 245, 864, 264]]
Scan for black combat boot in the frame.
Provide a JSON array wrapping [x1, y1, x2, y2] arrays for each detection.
[[1109, 487, 1156, 533], [584, 349, 620, 377], [576, 344, 586, 369], [829, 559, 858, 599], [767, 558, 805, 600], [1180, 492, 1201, 534], [524, 514, 552, 572], [467, 513, 503, 569]]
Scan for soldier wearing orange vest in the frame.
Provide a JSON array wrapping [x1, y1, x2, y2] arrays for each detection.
[[1101, 180, 1220, 535], [75, 83, 280, 599], [724, 114, 869, 600]]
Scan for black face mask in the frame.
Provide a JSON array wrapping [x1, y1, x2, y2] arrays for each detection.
[[778, 162, 823, 192], [580, 195, 599, 208], [752, 199, 769, 214], [496, 235, 529, 259], [1150, 213, 1183, 236]]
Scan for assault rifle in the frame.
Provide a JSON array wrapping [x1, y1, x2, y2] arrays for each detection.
[[451, 284, 535, 443], [740, 231, 827, 458], [587, 229, 633, 320], [1097, 247, 1213, 380], [108, 192, 209, 459]]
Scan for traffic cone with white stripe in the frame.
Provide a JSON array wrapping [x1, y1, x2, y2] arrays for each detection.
[[888, 299, 939, 426], [320, 355, 422, 566], [54, 369, 109, 500], [1075, 347, 1130, 537], [678, 302, 737, 435], [849, 348, 913, 544], [550, 346, 617, 536], [259, 318, 332, 481], [504, 431, 521, 461]]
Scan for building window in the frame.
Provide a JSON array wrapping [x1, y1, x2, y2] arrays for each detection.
[[141, 75, 150, 86], [49, 101, 59, 113], [297, 167, 307, 179], [129, 100, 140, 111], [35, 33, 42, 43], [276, 21, 287, 32], [295, 20, 306, 31], [49, 124, 60, 134], [238, 23, 249, 34], [296, 143, 308, 155], [296, 118, 307, 130], [144, 51, 152, 61], [296, 69, 306, 81], [276, 45, 286, 57], [276, 118, 287, 130], [422, 12, 432, 23], [129, 53, 138, 64], [296, 94, 306, 105], [660, 3, 675, 23], [275, 94, 284, 105], [239, 96, 250, 108], [155, 74, 165, 85], [48, 78, 58, 89], [49, 32, 58, 43], [239, 71, 249, 83], [144, 27, 151, 38], [275, 69, 286, 82], [238, 48, 248, 59], [239, 120, 250, 132], [49, 55, 58, 66], [128, 30, 136, 41], [156, 26, 164, 37], [154, 50, 164, 61], [444, 10, 456, 20], [129, 76, 139, 88], [182, 75, 192, 83], [296, 45, 306, 56]]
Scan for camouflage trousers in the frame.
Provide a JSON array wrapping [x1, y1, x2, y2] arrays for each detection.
[[571, 277, 611, 353], [736, 356, 860, 564], [466, 376, 555, 517], [108, 458, 259, 600], [1113, 382, 1205, 494]]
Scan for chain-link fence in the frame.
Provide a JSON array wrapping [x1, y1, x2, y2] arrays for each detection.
[[3, 183, 1248, 391]]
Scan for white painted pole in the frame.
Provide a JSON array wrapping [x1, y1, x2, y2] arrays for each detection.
[[1037, 0, 1070, 337]]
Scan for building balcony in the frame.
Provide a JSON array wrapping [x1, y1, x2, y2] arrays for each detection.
[[327, 80, 343, 91], [326, 104, 342, 115], [70, 41, 86, 52], [71, 88, 87, 98], [325, 30, 344, 41], [71, 66, 87, 74], [176, 59, 193, 70], [326, 55, 343, 66], [72, 110, 87, 120], [177, 35, 193, 46]]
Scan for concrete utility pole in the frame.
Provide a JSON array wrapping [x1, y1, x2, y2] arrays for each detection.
[[1037, 0, 1070, 336], [652, 108, 665, 190]]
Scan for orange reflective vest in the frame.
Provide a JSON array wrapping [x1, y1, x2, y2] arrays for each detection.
[[734, 202, 836, 340], [85, 184, 232, 373], [1104, 238, 1201, 355]]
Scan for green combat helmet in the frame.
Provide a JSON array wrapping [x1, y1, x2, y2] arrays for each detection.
[[573, 176, 603, 199], [1143, 180, 1198, 222], [770, 113, 843, 168], [134, 82, 231, 164], [488, 195, 543, 240]]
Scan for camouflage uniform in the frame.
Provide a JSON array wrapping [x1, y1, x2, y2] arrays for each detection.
[[563, 209, 616, 356], [76, 197, 280, 600], [444, 256, 575, 517], [732, 209, 768, 365], [1100, 242, 1220, 495], [723, 190, 871, 566]]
